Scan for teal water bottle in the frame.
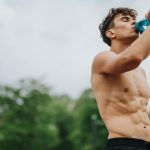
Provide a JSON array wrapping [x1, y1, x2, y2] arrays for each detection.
[[135, 19, 150, 33]]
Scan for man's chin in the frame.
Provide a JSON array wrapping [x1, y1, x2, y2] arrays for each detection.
[[131, 33, 139, 40], [133, 34, 139, 39]]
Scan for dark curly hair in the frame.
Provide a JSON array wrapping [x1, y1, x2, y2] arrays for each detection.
[[99, 7, 137, 46]]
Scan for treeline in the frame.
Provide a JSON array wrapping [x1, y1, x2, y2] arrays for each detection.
[[0, 79, 108, 150]]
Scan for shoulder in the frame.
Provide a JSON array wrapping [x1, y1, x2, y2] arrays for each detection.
[[92, 50, 116, 65], [91, 50, 116, 72]]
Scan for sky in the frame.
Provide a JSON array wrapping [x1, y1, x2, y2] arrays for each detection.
[[0, 0, 150, 100]]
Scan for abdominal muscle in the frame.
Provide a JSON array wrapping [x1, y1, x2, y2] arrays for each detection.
[[92, 68, 150, 141], [100, 98, 150, 141]]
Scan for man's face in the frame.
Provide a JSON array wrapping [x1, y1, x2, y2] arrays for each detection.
[[110, 14, 139, 41]]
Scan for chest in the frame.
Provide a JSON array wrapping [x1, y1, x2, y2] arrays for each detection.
[[114, 70, 150, 98]]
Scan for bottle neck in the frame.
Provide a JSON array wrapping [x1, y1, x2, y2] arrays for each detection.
[[135, 18, 150, 34]]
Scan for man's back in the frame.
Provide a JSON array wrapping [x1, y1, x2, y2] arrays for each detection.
[[91, 52, 150, 141]]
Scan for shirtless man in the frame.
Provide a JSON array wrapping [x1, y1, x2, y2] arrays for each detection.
[[91, 7, 150, 150]]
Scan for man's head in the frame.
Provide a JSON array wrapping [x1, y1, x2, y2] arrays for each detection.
[[99, 7, 138, 46]]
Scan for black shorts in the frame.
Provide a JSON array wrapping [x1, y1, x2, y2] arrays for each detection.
[[104, 138, 150, 150]]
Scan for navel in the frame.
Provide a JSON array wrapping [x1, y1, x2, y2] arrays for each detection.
[[124, 88, 129, 92]]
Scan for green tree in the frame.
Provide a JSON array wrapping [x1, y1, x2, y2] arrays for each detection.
[[0, 79, 108, 150], [49, 94, 75, 150], [0, 79, 60, 150], [69, 89, 108, 150]]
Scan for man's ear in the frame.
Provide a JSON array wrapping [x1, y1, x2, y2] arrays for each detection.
[[106, 29, 116, 39]]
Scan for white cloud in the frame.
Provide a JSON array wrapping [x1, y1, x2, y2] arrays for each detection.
[[0, 0, 150, 99]]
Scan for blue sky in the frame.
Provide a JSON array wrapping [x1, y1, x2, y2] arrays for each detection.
[[0, 0, 150, 99]]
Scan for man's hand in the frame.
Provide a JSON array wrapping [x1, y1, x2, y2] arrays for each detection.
[[145, 9, 150, 21]]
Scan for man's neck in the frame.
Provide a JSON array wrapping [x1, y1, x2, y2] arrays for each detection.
[[110, 39, 134, 54]]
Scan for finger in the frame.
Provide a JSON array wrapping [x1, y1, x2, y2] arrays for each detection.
[[147, 9, 150, 17], [145, 13, 148, 18], [146, 10, 150, 20]]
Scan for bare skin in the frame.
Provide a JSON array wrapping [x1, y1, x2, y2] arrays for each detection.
[[91, 11, 150, 141]]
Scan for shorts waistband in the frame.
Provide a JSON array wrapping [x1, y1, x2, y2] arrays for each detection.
[[105, 137, 150, 148]]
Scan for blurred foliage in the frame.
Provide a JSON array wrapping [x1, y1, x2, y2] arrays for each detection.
[[0, 79, 108, 150]]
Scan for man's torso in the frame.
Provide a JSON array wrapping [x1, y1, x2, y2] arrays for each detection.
[[91, 66, 150, 141]]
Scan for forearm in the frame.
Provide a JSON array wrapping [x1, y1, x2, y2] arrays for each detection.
[[124, 26, 150, 61]]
